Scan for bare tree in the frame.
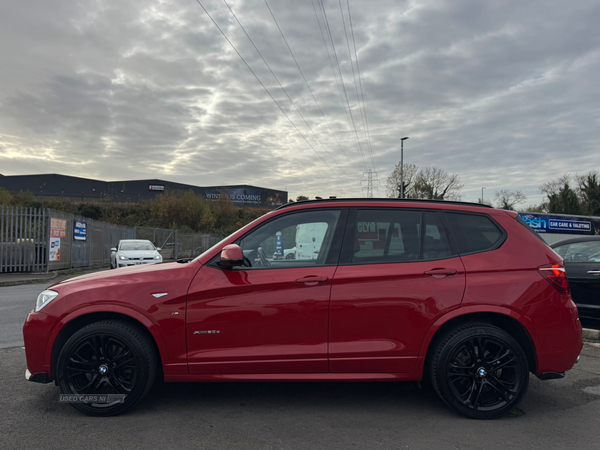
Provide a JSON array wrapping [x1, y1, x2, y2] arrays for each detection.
[[540, 174, 571, 198], [385, 163, 418, 198], [540, 174, 581, 214], [412, 167, 463, 200], [494, 189, 527, 210], [522, 203, 547, 213]]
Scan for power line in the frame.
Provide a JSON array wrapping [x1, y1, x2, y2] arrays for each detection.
[[342, 0, 375, 168], [263, 0, 362, 174], [221, 0, 350, 178], [193, 0, 347, 183], [317, 0, 369, 171], [311, 0, 368, 171]]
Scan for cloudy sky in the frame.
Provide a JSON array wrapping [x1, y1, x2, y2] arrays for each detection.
[[0, 0, 598, 205]]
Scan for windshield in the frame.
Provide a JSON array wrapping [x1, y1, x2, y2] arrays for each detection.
[[120, 241, 156, 251]]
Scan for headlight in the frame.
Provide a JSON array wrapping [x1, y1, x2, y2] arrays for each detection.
[[35, 290, 59, 312], [119, 255, 128, 260], [154, 255, 162, 260]]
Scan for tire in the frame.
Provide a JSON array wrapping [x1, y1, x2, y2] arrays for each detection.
[[429, 323, 529, 420], [56, 320, 157, 416], [285, 253, 295, 260]]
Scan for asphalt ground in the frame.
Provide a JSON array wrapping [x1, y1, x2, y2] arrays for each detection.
[[2, 344, 600, 450], [2, 277, 600, 449]]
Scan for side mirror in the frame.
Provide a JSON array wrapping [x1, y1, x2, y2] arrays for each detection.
[[218, 244, 244, 267], [110, 247, 117, 252], [156, 247, 161, 251]]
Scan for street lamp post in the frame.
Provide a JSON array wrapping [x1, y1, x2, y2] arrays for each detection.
[[481, 187, 486, 204], [400, 137, 409, 198]]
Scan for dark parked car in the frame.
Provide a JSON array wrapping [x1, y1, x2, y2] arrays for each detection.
[[551, 236, 600, 320], [23, 199, 582, 419]]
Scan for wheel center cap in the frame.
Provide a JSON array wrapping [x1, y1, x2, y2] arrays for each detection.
[[477, 367, 487, 378], [99, 364, 109, 375]]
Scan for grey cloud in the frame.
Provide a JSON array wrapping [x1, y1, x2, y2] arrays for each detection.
[[0, 0, 598, 204]]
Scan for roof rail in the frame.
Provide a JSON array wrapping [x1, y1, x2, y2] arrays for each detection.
[[276, 198, 494, 210]]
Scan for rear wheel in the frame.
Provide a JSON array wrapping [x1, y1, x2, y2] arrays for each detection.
[[430, 323, 529, 419], [56, 320, 156, 416]]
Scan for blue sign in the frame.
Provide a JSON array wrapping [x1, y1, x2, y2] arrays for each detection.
[[74, 221, 87, 241], [520, 213, 595, 235], [548, 218, 591, 232]]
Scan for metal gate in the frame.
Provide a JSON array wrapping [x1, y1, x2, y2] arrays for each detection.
[[0, 206, 48, 273]]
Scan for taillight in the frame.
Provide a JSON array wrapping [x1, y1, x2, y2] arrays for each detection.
[[538, 263, 570, 295]]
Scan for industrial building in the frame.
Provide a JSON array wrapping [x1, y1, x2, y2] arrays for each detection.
[[0, 173, 287, 208]]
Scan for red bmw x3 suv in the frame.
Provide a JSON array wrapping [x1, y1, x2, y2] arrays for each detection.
[[23, 199, 583, 419]]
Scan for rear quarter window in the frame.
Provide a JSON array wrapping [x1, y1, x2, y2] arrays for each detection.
[[446, 212, 504, 254]]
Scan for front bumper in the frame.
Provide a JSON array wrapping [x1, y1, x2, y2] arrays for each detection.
[[25, 369, 51, 384], [23, 310, 59, 383], [117, 260, 161, 268]]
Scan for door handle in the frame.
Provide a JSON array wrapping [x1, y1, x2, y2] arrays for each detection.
[[424, 268, 458, 278], [587, 270, 600, 275], [296, 275, 329, 285]]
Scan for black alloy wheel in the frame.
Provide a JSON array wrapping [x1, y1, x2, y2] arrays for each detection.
[[56, 320, 156, 416], [430, 323, 529, 419]]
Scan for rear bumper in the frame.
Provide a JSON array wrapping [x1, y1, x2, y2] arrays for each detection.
[[534, 303, 583, 376], [537, 355, 579, 380]]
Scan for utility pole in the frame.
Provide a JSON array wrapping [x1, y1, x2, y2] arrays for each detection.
[[361, 169, 379, 198], [400, 137, 409, 198], [481, 187, 486, 204]]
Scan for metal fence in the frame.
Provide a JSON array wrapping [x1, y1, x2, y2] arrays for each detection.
[[0, 207, 135, 273], [0, 206, 47, 273], [46, 210, 135, 271], [134, 227, 222, 260], [1, 207, 222, 273]]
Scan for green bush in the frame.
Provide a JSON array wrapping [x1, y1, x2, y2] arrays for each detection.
[[33, 189, 270, 236]]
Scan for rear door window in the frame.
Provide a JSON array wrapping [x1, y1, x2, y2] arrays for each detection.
[[349, 209, 454, 264]]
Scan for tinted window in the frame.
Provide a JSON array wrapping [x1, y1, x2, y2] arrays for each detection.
[[554, 240, 600, 262], [446, 213, 503, 254], [422, 211, 454, 260], [237, 210, 341, 268], [351, 209, 453, 264]]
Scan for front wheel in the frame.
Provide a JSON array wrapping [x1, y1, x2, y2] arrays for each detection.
[[430, 323, 529, 419], [56, 320, 156, 416]]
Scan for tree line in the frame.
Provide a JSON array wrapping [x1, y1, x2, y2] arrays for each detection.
[[2, 169, 598, 230], [0, 188, 270, 237], [383, 163, 600, 215]]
